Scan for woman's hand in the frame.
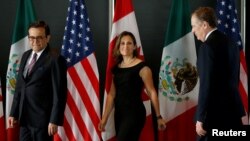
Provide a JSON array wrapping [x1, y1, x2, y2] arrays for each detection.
[[157, 117, 167, 130], [98, 119, 107, 132]]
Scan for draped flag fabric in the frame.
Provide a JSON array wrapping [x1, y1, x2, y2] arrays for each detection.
[[0, 78, 6, 141], [102, 0, 155, 141], [54, 0, 101, 140], [5, 0, 36, 140], [216, 0, 248, 124], [158, 0, 199, 140]]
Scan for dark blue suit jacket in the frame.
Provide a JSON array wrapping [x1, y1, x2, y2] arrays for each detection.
[[10, 46, 67, 128], [196, 30, 245, 128]]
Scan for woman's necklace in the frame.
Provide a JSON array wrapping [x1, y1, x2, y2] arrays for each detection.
[[122, 57, 136, 66]]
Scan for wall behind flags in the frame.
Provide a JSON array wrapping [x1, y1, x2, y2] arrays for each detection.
[[0, 0, 245, 110]]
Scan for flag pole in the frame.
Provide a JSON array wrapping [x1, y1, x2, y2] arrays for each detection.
[[241, 0, 246, 52], [108, 0, 114, 39]]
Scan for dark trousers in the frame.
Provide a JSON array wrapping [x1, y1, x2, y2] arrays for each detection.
[[20, 126, 53, 141]]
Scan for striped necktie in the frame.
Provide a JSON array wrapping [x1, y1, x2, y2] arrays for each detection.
[[27, 53, 37, 75]]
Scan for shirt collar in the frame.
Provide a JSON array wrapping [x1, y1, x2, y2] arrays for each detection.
[[205, 28, 217, 41], [32, 48, 45, 59]]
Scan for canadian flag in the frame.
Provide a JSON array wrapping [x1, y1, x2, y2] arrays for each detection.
[[102, 0, 155, 141]]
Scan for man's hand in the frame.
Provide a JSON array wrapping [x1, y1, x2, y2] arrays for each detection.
[[8, 117, 17, 128], [196, 121, 207, 136], [48, 123, 58, 136]]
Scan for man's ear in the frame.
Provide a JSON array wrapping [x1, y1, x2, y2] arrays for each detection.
[[46, 35, 51, 42], [203, 21, 209, 29]]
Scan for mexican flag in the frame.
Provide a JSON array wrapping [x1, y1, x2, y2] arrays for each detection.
[[158, 0, 199, 140], [5, 0, 36, 140], [102, 0, 155, 140]]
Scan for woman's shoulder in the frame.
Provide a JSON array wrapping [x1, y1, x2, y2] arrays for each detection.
[[132, 58, 147, 68]]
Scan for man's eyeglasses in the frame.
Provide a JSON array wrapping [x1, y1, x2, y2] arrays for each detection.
[[28, 36, 46, 41]]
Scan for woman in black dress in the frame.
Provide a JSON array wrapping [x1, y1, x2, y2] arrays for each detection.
[[99, 31, 166, 141]]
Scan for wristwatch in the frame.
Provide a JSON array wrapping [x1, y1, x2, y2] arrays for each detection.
[[156, 115, 162, 120]]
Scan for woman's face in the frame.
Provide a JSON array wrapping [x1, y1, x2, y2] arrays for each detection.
[[119, 35, 136, 56]]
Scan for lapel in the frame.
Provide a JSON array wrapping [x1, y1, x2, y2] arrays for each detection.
[[20, 50, 32, 79], [26, 46, 50, 78]]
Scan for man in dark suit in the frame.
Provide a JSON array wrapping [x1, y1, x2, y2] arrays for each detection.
[[8, 20, 67, 141], [191, 7, 245, 140]]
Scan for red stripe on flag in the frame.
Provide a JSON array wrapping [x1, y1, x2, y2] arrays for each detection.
[[68, 65, 100, 136], [240, 51, 248, 73], [139, 115, 154, 141], [0, 116, 6, 141], [6, 126, 20, 141], [141, 90, 150, 101], [54, 133, 63, 141], [66, 90, 92, 140], [113, 1, 133, 22]]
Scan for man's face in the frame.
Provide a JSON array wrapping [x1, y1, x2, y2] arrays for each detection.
[[191, 15, 206, 42], [28, 27, 50, 52]]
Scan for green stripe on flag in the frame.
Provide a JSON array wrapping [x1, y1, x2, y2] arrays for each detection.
[[164, 0, 191, 46], [12, 0, 36, 43]]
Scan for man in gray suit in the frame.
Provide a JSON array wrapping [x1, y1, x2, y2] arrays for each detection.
[[191, 7, 245, 141], [8, 20, 67, 141]]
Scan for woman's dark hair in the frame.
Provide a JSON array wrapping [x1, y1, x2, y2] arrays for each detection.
[[113, 31, 138, 64]]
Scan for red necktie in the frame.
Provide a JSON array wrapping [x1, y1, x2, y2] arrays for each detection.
[[27, 53, 37, 75]]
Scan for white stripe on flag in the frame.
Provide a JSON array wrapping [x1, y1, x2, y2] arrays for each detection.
[[110, 12, 142, 50], [5, 37, 29, 128], [159, 32, 198, 121], [143, 100, 151, 116]]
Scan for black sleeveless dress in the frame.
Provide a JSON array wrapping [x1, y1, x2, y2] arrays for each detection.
[[112, 62, 146, 141]]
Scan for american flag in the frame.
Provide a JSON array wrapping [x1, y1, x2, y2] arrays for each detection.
[[55, 0, 101, 140], [216, 0, 248, 124]]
